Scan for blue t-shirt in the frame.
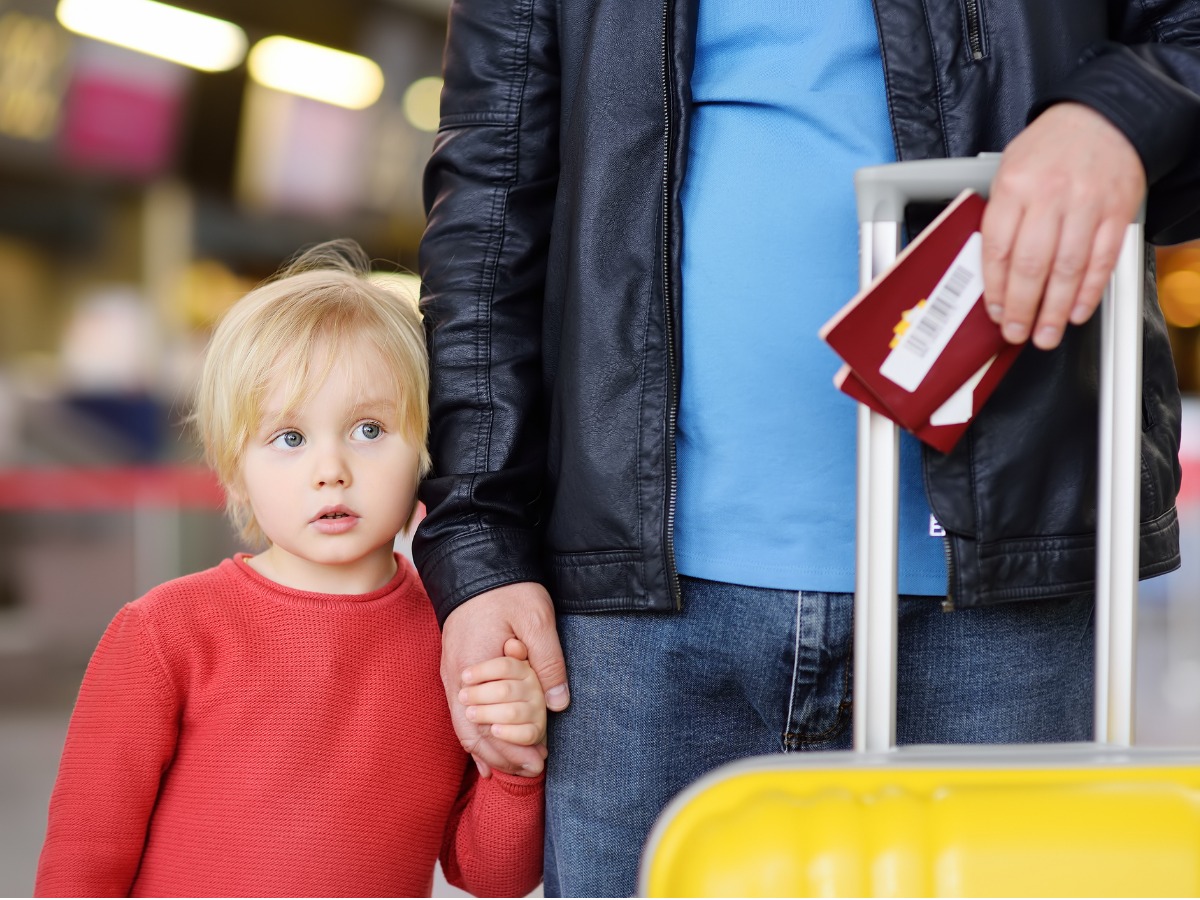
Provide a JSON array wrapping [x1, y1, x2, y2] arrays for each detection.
[[675, 0, 947, 595]]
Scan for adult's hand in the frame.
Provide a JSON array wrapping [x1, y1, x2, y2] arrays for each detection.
[[441, 581, 569, 777], [981, 102, 1146, 351]]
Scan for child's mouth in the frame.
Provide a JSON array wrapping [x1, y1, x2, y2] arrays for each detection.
[[312, 509, 358, 532]]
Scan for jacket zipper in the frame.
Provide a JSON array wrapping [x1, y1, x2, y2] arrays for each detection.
[[928, 464, 957, 612], [963, 0, 984, 60], [661, 0, 682, 610], [941, 536, 956, 611]]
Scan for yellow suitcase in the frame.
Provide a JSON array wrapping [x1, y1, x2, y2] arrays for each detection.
[[641, 746, 1200, 897], [639, 158, 1200, 898]]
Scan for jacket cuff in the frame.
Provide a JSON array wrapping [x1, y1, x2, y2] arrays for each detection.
[[413, 526, 546, 627], [1030, 42, 1200, 184]]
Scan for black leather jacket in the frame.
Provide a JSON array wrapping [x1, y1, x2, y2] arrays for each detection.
[[417, 0, 1200, 624]]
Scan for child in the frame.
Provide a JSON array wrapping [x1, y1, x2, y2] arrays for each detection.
[[34, 241, 545, 898]]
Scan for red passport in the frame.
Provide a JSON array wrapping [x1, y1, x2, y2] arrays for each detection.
[[819, 189, 1025, 453]]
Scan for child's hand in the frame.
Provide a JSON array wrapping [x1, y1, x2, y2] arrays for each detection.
[[459, 638, 547, 748]]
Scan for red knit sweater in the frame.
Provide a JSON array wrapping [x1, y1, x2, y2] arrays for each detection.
[[35, 555, 543, 898]]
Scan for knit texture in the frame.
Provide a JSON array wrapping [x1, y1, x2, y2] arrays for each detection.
[[35, 555, 543, 898]]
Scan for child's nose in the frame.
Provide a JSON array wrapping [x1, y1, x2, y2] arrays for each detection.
[[313, 448, 351, 488]]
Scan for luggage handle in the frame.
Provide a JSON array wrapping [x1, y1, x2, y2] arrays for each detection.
[[852, 155, 1146, 753]]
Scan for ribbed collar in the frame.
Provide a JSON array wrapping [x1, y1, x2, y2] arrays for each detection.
[[222, 553, 415, 606]]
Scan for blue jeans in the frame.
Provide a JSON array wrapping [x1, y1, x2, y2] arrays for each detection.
[[543, 576, 1094, 897]]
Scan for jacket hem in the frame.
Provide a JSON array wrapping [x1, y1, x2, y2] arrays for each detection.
[[951, 506, 1181, 609]]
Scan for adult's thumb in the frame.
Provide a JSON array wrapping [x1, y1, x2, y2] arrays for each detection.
[[526, 626, 570, 711]]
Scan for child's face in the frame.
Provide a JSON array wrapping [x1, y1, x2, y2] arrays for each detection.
[[236, 349, 419, 594]]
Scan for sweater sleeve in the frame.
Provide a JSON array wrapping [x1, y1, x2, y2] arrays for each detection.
[[35, 604, 181, 898], [440, 767, 545, 898]]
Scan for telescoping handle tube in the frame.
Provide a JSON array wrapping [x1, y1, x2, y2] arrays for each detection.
[[852, 156, 1145, 753]]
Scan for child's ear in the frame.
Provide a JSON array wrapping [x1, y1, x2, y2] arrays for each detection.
[[403, 493, 425, 535]]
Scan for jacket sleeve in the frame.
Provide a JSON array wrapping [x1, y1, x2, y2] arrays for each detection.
[[34, 605, 180, 898], [414, 0, 562, 625], [1032, 2, 1200, 242], [439, 767, 546, 897]]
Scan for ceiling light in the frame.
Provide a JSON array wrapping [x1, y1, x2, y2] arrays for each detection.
[[56, 0, 247, 72], [247, 36, 384, 111], [402, 76, 442, 132]]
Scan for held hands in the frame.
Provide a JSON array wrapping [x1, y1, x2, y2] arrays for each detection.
[[441, 581, 568, 778], [981, 102, 1146, 350], [459, 639, 547, 748]]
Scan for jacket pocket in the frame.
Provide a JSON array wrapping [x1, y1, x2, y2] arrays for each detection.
[[960, 0, 988, 61]]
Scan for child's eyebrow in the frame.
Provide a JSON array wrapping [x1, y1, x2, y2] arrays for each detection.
[[253, 397, 397, 434], [347, 397, 397, 417], [256, 409, 292, 433]]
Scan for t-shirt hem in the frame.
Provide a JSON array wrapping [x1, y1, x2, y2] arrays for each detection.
[[675, 551, 946, 597]]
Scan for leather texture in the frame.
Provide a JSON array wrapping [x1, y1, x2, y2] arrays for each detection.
[[416, 0, 1200, 623]]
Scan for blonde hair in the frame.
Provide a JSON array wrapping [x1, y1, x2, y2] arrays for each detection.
[[194, 239, 429, 546]]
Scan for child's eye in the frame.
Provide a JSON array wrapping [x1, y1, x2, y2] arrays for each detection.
[[354, 421, 383, 441], [270, 430, 304, 449]]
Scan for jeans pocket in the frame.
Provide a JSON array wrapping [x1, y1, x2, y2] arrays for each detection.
[[782, 591, 855, 751]]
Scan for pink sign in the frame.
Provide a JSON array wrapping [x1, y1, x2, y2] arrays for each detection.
[[58, 40, 187, 178]]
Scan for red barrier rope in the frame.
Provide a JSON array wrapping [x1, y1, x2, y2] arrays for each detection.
[[0, 466, 225, 510], [0, 461, 1194, 509]]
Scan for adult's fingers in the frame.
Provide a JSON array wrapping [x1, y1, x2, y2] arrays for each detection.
[[1029, 202, 1100, 349], [1069, 217, 1127, 326], [980, 190, 1022, 326], [998, 203, 1063, 345]]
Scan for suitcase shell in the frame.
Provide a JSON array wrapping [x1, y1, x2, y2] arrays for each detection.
[[641, 746, 1200, 897], [638, 157, 1200, 898]]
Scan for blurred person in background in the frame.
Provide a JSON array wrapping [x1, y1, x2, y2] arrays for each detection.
[[35, 241, 545, 898], [417, 1, 1200, 895], [58, 287, 165, 462]]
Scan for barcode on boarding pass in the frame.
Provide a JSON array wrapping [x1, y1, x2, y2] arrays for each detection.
[[879, 231, 985, 392]]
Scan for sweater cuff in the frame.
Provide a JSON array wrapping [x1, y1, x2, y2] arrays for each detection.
[[1030, 42, 1200, 184], [487, 769, 547, 793]]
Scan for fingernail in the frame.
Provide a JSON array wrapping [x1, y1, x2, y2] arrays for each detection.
[[464, 706, 476, 722], [1069, 304, 1089, 325], [987, 304, 1003, 322], [1003, 322, 1027, 343], [458, 689, 468, 704], [1034, 326, 1060, 349], [546, 685, 570, 708]]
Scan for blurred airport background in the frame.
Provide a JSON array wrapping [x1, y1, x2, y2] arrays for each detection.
[[0, 0, 1197, 895]]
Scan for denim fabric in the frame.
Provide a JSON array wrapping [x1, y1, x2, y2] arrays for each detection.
[[543, 576, 1094, 897]]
